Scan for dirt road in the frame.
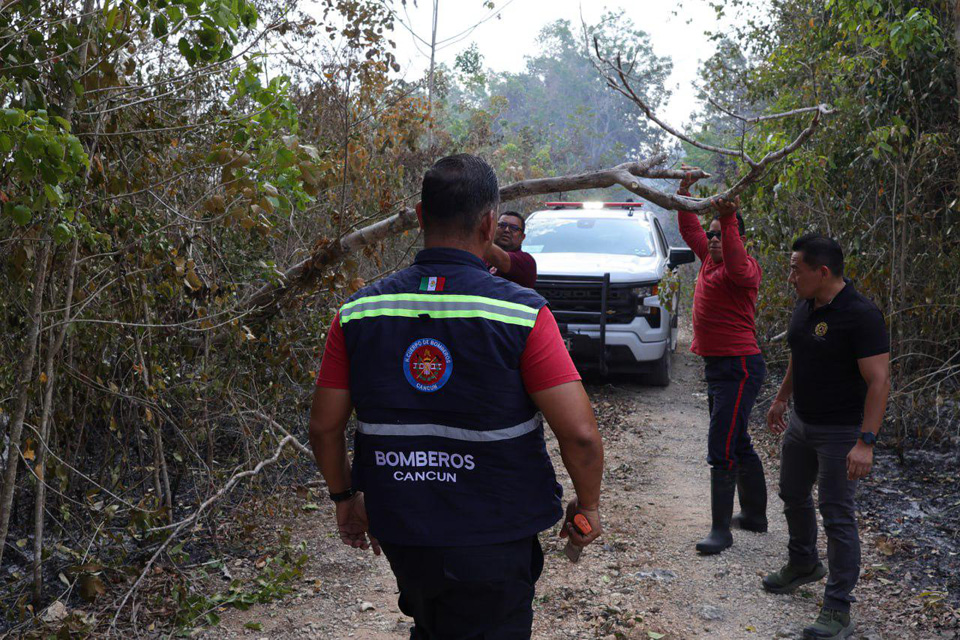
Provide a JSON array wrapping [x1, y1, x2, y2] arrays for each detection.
[[209, 338, 943, 639]]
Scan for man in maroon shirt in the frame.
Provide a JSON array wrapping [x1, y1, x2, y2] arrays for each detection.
[[677, 167, 768, 555], [484, 210, 538, 288]]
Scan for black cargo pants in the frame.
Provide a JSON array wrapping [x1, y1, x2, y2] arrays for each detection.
[[380, 536, 544, 640], [779, 412, 861, 612]]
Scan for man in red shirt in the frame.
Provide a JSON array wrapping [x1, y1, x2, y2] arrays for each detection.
[[484, 210, 538, 288], [677, 167, 767, 555]]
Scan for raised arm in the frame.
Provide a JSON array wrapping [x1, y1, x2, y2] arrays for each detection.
[[484, 242, 513, 274], [717, 197, 760, 289], [676, 166, 708, 261]]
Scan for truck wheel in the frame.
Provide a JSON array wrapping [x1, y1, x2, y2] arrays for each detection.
[[644, 345, 671, 387]]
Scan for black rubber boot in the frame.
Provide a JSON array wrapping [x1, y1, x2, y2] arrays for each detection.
[[732, 461, 768, 533], [696, 468, 736, 554]]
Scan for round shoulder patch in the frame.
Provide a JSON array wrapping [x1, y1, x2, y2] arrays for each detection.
[[403, 338, 453, 392]]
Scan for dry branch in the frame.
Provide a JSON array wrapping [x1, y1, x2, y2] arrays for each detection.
[[232, 43, 833, 329], [706, 97, 830, 124], [591, 38, 833, 207], [234, 156, 710, 325], [111, 434, 307, 629]]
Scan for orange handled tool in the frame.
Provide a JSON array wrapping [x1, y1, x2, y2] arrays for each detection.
[[563, 513, 593, 563], [573, 514, 592, 535]]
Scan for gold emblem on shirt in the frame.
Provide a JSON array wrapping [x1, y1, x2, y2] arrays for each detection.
[[814, 322, 828, 337]]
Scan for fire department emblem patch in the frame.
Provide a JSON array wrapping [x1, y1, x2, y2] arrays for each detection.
[[815, 322, 828, 337], [403, 338, 453, 392]]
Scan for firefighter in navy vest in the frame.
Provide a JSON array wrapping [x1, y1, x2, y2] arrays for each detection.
[[309, 154, 604, 639]]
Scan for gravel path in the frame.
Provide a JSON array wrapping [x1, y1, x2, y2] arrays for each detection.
[[207, 334, 949, 639]]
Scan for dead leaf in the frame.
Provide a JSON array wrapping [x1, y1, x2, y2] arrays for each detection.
[[876, 537, 896, 556], [79, 573, 106, 602], [184, 269, 203, 291]]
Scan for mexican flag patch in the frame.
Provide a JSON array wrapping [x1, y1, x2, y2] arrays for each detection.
[[419, 276, 445, 292]]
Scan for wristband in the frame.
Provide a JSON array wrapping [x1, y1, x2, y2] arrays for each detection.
[[329, 487, 357, 503]]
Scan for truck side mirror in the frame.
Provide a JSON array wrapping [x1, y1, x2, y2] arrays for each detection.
[[668, 247, 695, 269]]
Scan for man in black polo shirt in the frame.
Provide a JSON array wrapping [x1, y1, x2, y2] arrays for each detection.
[[762, 234, 890, 640]]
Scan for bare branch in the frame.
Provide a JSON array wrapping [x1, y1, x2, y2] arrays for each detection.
[[234, 62, 832, 328], [593, 38, 751, 162], [707, 97, 835, 124], [235, 156, 712, 325], [111, 435, 305, 629]]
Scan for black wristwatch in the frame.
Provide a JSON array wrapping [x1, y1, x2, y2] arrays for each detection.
[[859, 432, 878, 446], [329, 487, 358, 503]]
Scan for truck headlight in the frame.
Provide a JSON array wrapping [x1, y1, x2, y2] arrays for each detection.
[[633, 285, 660, 315]]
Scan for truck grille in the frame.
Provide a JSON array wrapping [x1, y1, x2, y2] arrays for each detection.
[[535, 276, 644, 325]]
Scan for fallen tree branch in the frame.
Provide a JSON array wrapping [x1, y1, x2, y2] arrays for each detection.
[[234, 157, 711, 326], [247, 410, 313, 457], [232, 43, 832, 329], [110, 435, 305, 630], [591, 39, 833, 209]]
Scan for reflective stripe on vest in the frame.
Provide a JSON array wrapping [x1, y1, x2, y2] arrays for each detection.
[[340, 293, 538, 328], [357, 417, 539, 442]]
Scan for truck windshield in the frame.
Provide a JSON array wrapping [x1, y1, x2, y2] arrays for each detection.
[[523, 217, 657, 257]]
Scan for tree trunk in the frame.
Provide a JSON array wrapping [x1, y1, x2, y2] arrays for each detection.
[[954, 1, 960, 121], [138, 275, 173, 523], [32, 238, 79, 604], [0, 242, 51, 569]]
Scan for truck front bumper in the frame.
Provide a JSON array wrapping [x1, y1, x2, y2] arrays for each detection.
[[562, 300, 671, 372]]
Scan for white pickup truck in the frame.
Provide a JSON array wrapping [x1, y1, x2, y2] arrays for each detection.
[[524, 202, 695, 386]]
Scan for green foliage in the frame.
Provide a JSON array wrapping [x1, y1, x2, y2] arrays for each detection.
[[170, 544, 308, 633], [0, 105, 88, 235], [0, 0, 433, 632], [693, 0, 960, 439], [658, 269, 681, 315]]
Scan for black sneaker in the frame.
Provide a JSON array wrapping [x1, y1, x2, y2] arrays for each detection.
[[762, 562, 827, 594]]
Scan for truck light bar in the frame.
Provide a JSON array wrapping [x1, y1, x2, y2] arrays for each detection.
[[544, 202, 643, 209]]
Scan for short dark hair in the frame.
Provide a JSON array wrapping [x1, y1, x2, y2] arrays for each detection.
[[421, 154, 499, 236], [792, 233, 844, 277], [499, 210, 524, 232], [713, 212, 746, 236]]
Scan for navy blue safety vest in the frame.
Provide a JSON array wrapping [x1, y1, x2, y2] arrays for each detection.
[[339, 247, 563, 546]]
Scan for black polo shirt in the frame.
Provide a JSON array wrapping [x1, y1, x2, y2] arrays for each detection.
[[787, 279, 889, 425]]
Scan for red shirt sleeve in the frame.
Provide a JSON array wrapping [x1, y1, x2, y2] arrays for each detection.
[[521, 307, 581, 393], [316, 313, 350, 389], [502, 250, 538, 288], [677, 208, 708, 262], [719, 214, 760, 289]]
